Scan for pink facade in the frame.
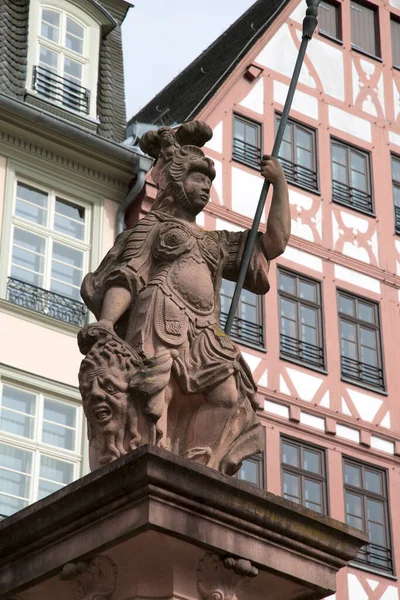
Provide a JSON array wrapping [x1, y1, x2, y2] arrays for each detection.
[[129, 1, 400, 598]]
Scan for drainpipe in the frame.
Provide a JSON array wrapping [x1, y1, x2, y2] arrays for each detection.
[[116, 151, 152, 235]]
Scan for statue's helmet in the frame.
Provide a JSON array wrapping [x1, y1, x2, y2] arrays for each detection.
[[140, 121, 216, 193]]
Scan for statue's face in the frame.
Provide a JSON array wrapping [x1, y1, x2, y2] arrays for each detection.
[[183, 171, 212, 214], [81, 366, 129, 434]]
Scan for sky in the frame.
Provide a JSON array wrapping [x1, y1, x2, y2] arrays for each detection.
[[121, 0, 256, 121]]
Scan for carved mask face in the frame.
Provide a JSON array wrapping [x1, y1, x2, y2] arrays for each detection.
[[183, 171, 212, 214], [81, 366, 129, 435]]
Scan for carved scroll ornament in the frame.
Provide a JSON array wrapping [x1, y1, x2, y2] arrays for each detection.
[[197, 553, 258, 600], [60, 555, 117, 600]]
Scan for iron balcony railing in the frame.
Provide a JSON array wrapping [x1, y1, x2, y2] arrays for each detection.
[[280, 334, 325, 368], [332, 179, 373, 213], [7, 277, 87, 328], [232, 138, 261, 169], [394, 205, 400, 234], [32, 65, 90, 114], [356, 542, 393, 573], [278, 157, 318, 190], [341, 355, 384, 389], [220, 311, 264, 348]]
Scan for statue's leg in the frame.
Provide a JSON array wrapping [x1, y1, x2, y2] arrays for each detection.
[[182, 375, 239, 467]]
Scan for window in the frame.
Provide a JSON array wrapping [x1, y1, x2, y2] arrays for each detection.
[[281, 438, 327, 514], [350, 1, 380, 58], [232, 115, 262, 169], [319, 1, 342, 40], [278, 270, 325, 370], [33, 7, 90, 113], [0, 383, 81, 518], [338, 291, 384, 390], [344, 459, 393, 573], [26, 0, 105, 119], [236, 453, 264, 488], [276, 116, 318, 191], [392, 18, 400, 68], [392, 155, 400, 233], [331, 139, 373, 214], [220, 279, 264, 349], [7, 180, 89, 327]]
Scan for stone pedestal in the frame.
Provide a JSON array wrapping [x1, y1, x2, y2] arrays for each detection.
[[0, 446, 366, 600]]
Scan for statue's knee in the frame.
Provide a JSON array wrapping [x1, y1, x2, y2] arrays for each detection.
[[207, 378, 238, 408]]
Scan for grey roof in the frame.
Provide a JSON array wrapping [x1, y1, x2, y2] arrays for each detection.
[[0, 0, 29, 100], [0, 0, 131, 143], [130, 0, 290, 126], [97, 0, 128, 141]]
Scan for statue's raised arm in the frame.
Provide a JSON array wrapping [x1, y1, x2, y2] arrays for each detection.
[[78, 120, 289, 475]]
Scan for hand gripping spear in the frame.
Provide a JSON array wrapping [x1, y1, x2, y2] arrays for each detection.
[[224, 0, 321, 335]]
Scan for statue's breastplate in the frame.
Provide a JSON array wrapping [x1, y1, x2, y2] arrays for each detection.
[[168, 254, 214, 315], [152, 222, 217, 316]]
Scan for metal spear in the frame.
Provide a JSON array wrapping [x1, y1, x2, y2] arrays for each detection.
[[224, 0, 321, 335]]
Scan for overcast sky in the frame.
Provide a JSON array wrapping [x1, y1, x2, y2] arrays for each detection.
[[122, 0, 256, 121]]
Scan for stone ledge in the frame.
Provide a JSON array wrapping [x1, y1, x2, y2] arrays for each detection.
[[0, 445, 367, 598]]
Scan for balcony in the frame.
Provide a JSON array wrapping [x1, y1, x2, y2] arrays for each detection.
[[356, 542, 393, 574], [280, 334, 325, 369], [394, 205, 400, 234], [220, 312, 264, 348], [341, 355, 384, 390], [278, 157, 318, 191], [7, 277, 87, 327], [332, 180, 373, 214], [232, 138, 261, 169], [32, 65, 90, 114]]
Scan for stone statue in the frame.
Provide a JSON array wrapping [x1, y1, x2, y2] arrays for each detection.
[[78, 120, 290, 474]]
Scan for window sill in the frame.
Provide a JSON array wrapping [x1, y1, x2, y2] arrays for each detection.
[[0, 298, 83, 337], [393, 65, 400, 72], [332, 198, 375, 218], [287, 179, 321, 197], [318, 31, 343, 46], [232, 156, 261, 172], [233, 336, 267, 354], [341, 376, 388, 396], [351, 45, 383, 63], [280, 353, 327, 375], [25, 91, 99, 130], [349, 561, 396, 580]]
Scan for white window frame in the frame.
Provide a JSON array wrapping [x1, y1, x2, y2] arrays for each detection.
[[26, 0, 101, 119], [8, 177, 92, 304], [0, 160, 103, 331], [0, 372, 84, 517]]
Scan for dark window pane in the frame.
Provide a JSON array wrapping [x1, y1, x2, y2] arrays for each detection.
[[345, 492, 364, 530], [299, 280, 317, 302], [391, 18, 400, 67], [304, 479, 322, 510], [279, 272, 296, 294], [282, 442, 299, 467], [351, 1, 379, 57], [239, 459, 259, 485], [283, 472, 300, 502], [319, 0, 340, 38], [392, 157, 400, 183], [233, 116, 261, 168], [365, 470, 382, 494], [339, 295, 355, 316], [303, 449, 321, 474], [345, 463, 362, 487]]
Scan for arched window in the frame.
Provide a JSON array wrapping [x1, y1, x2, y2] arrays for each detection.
[[26, 0, 104, 119], [36, 7, 89, 113]]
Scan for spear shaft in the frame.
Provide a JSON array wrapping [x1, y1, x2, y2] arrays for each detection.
[[224, 0, 321, 335]]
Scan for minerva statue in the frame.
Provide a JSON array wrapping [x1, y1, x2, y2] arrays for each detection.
[[78, 121, 290, 474]]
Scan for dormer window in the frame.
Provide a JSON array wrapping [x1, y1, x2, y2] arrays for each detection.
[[26, 0, 115, 120], [36, 8, 89, 113]]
